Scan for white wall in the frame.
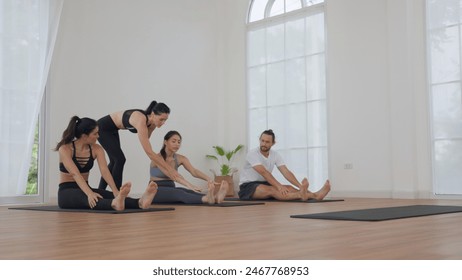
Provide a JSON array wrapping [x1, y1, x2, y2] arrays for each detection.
[[47, 0, 248, 199], [327, 0, 432, 198], [327, 0, 392, 197], [46, 0, 442, 201]]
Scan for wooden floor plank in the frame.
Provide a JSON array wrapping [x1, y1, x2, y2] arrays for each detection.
[[1, 198, 462, 259]]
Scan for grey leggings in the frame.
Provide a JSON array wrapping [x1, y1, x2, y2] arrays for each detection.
[[152, 180, 203, 204]]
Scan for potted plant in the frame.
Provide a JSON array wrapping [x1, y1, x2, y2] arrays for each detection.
[[206, 144, 244, 197]]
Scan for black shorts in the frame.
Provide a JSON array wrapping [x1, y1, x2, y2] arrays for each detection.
[[238, 181, 270, 200]]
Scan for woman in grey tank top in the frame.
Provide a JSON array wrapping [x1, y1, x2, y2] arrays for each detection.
[[150, 131, 229, 204]]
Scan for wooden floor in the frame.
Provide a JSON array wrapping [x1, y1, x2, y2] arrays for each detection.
[[1, 197, 462, 260]]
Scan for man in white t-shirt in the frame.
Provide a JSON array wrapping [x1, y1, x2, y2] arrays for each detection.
[[238, 129, 331, 201]]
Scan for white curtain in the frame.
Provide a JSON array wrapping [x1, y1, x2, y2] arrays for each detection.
[[0, 0, 63, 197]]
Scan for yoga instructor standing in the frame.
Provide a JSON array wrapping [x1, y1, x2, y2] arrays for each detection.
[[97, 100, 181, 190]]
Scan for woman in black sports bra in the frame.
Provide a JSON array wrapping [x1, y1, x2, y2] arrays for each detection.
[[56, 116, 158, 210], [96, 101, 181, 191]]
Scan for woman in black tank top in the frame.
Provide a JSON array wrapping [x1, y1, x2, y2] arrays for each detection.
[[96, 101, 181, 191], [55, 116, 158, 210]]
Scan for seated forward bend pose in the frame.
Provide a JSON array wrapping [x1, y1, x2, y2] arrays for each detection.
[[56, 116, 157, 210], [150, 130, 229, 204], [97, 100, 181, 190], [238, 129, 331, 201]]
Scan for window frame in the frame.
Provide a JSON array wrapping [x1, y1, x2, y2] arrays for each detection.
[[425, 0, 462, 195]]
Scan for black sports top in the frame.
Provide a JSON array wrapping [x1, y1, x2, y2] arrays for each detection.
[[122, 109, 149, 133], [59, 142, 94, 174]]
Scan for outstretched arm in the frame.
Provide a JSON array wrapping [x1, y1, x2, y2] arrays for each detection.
[[252, 164, 288, 195], [131, 113, 182, 182], [180, 155, 213, 182], [176, 155, 211, 192], [173, 176, 203, 193], [277, 165, 302, 190]]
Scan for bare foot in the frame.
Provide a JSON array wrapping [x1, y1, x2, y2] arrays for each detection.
[[313, 180, 331, 201], [215, 181, 229, 204], [300, 178, 309, 201], [112, 182, 131, 211], [138, 181, 158, 209], [203, 181, 216, 205], [303, 178, 310, 190]]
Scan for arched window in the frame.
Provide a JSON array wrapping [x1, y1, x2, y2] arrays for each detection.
[[248, 0, 323, 23], [246, 0, 327, 191]]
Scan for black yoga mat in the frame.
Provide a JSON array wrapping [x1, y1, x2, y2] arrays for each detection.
[[290, 205, 462, 221], [154, 201, 265, 207], [9, 205, 175, 214], [225, 197, 344, 203]]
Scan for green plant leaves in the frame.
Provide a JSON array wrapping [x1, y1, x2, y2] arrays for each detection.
[[213, 146, 225, 156], [221, 164, 231, 176], [225, 151, 234, 161], [206, 144, 244, 176], [206, 155, 218, 161], [233, 144, 244, 153]]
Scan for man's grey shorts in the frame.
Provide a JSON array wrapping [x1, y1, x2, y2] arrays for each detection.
[[238, 181, 271, 200]]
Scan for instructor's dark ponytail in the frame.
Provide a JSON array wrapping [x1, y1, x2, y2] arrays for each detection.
[[145, 100, 170, 116]]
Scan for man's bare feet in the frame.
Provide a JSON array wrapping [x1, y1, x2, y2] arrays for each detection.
[[203, 181, 216, 205], [300, 178, 309, 201], [112, 182, 131, 211], [215, 181, 229, 204], [313, 180, 331, 201], [138, 181, 158, 209]]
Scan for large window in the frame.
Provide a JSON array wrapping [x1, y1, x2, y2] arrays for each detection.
[[246, 0, 328, 191], [426, 0, 462, 195]]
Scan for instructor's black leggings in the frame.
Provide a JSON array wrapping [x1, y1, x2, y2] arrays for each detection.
[[58, 182, 140, 210], [97, 115, 125, 190]]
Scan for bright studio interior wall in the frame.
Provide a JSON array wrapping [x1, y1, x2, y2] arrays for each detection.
[[46, 0, 436, 201], [47, 0, 248, 198]]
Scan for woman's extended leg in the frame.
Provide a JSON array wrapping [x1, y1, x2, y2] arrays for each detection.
[[152, 185, 204, 204]]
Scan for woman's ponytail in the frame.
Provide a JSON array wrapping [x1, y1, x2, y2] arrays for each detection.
[[145, 100, 170, 115], [54, 116, 79, 151], [54, 116, 97, 151]]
